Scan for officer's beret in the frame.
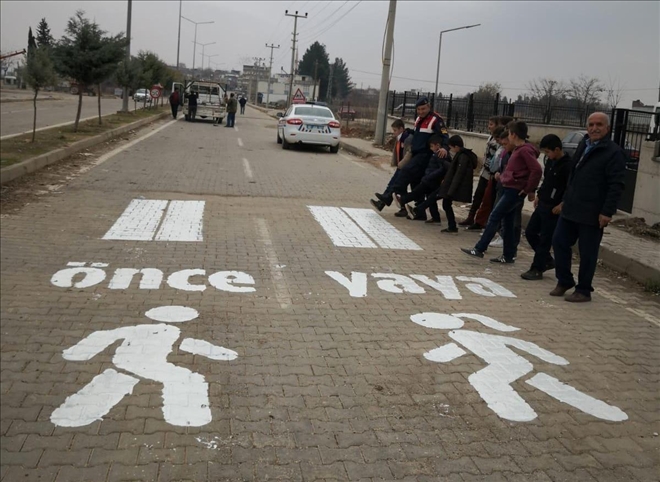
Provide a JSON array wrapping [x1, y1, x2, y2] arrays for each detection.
[[415, 97, 429, 107]]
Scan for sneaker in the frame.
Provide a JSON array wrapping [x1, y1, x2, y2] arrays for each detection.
[[425, 218, 442, 225], [394, 194, 403, 210], [461, 247, 484, 258], [405, 204, 416, 219], [549, 284, 574, 297], [458, 219, 473, 226], [564, 291, 591, 303], [394, 208, 408, 217], [521, 269, 543, 280], [465, 223, 483, 231], [441, 227, 458, 233], [489, 235, 503, 248], [370, 199, 385, 212], [490, 255, 515, 264]]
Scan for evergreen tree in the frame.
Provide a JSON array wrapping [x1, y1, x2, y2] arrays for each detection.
[[330, 57, 352, 100], [298, 42, 330, 101], [36, 18, 54, 48]]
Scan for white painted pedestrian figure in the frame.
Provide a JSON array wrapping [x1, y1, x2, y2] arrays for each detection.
[[411, 312, 627, 422], [51, 306, 237, 428]]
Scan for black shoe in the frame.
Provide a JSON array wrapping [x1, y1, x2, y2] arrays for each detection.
[[458, 219, 473, 226], [543, 260, 555, 272], [425, 218, 442, 225], [490, 255, 515, 264], [461, 247, 484, 258], [564, 291, 592, 303], [521, 268, 543, 280], [550, 284, 575, 296], [394, 208, 408, 217], [394, 194, 404, 210], [465, 223, 483, 231], [441, 227, 458, 233], [370, 199, 385, 212], [376, 193, 392, 206]]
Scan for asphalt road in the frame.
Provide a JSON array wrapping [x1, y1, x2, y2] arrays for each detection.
[[0, 95, 150, 137], [0, 106, 657, 481]]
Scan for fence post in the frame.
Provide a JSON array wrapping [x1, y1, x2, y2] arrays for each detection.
[[446, 94, 453, 129], [494, 93, 499, 116], [390, 90, 396, 116], [402, 91, 408, 118], [467, 93, 475, 132]]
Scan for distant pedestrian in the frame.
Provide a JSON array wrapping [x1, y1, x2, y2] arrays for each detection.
[[239, 96, 247, 115], [551, 112, 626, 302], [169, 88, 180, 119], [438, 135, 478, 233], [520, 134, 572, 281], [186, 90, 198, 122], [226, 93, 238, 127]]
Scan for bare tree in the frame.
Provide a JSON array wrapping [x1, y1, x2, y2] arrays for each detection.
[[604, 75, 626, 110], [569, 74, 604, 124], [526, 77, 569, 124]]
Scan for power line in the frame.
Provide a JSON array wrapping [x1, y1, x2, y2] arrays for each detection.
[[298, 1, 350, 38], [299, 1, 362, 43]]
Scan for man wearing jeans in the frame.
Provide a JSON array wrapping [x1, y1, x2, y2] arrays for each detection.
[[461, 121, 542, 263], [550, 112, 626, 302]]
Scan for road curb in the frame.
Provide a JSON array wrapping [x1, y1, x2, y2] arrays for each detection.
[[339, 141, 377, 158], [1, 111, 170, 185]]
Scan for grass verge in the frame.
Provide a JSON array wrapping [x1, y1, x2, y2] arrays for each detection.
[[0, 106, 166, 168]]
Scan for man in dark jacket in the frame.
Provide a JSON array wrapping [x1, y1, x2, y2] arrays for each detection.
[[551, 112, 626, 302], [371, 120, 413, 214], [186, 91, 198, 122], [226, 93, 238, 127], [239, 96, 247, 114], [438, 135, 478, 233], [169, 88, 180, 119], [462, 121, 542, 263], [521, 134, 572, 280], [374, 97, 449, 218]]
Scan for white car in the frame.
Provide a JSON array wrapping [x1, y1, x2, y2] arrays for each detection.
[[133, 88, 152, 103], [277, 103, 341, 153]]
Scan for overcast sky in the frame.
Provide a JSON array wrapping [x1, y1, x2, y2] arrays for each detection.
[[1, 1, 658, 106]]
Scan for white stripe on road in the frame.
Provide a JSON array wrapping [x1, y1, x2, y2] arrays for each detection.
[[102, 199, 168, 241], [154, 201, 205, 242], [255, 218, 292, 309], [307, 206, 377, 249], [342, 208, 422, 250], [234, 126, 239, 132], [237, 138, 244, 147], [242, 158, 254, 180]]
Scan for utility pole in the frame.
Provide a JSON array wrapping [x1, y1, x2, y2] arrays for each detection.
[[251, 57, 265, 104], [311, 60, 319, 101], [176, 0, 182, 71], [121, 0, 132, 112], [326, 64, 333, 103], [374, 0, 396, 145], [285, 10, 307, 107], [265, 43, 280, 107]]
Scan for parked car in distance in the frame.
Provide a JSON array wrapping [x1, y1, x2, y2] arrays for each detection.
[[337, 106, 357, 120], [392, 103, 418, 117], [133, 88, 152, 103], [562, 130, 640, 166], [277, 102, 341, 153]]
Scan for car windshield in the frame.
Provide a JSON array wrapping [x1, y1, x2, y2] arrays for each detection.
[[293, 107, 334, 118], [136, 89, 147, 94]]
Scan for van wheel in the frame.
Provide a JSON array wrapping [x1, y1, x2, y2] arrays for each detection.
[[277, 132, 282, 144], [329, 145, 339, 153]]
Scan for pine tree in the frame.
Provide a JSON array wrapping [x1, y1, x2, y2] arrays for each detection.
[[298, 42, 330, 101], [36, 18, 54, 48], [330, 57, 352, 100]]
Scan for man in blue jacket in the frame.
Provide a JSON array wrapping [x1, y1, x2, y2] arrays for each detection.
[[551, 112, 626, 302]]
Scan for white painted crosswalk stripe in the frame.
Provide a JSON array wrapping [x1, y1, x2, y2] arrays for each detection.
[[342, 208, 422, 250], [103, 199, 168, 241], [307, 206, 377, 249], [103, 199, 205, 242], [154, 201, 205, 242]]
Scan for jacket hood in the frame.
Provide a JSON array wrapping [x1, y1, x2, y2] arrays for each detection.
[[518, 142, 540, 157], [460, 148, 479, 169]]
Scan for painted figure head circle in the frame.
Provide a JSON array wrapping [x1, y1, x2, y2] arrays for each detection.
[[146, 306, 199, 323], [410, 312, 464, 330]]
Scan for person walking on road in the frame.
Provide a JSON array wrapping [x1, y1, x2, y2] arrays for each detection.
[[226, 93, 238, 127], [239, 96, 247, 115], [169, 88, 180, 120], [186, 90, 198, 122], [550, 112, 626, 302]]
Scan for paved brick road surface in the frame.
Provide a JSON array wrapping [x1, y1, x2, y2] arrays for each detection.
[[1, 108, 658, 481]]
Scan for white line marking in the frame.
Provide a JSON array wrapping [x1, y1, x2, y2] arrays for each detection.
[[154, 201, 205, 242], [255, 218, 292, 309], [307, 206, 377, 249], [237, 138, 244, 147], [102, 199, 168, 241], [233, 126, 239, 132], [242, 158, 253, 180], [341, 207, 422, 250]]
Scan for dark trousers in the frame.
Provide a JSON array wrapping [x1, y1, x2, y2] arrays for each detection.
[[475, 188, 525, 259], [494, 184, 522, 256], [188, 106, 197, 121], [552, 217, 603, 295], [384, 169, 402, 192], [415, 187, 442, 221], [383, 152, 431, 202], [525, 204, 559, 271], [170, 103, 178, 119], [468, 176, 489, 220], [227, 112, 236, 127], [240, 105, 246, 114], [443, 198, 456, 229]]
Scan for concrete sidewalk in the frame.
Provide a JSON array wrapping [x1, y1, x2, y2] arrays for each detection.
[[340, 136, 660, 287]]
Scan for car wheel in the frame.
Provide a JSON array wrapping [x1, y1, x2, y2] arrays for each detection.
[[282, 136, 290, 150], [329, 145, 339, 154], [277, 131, 282, 144]]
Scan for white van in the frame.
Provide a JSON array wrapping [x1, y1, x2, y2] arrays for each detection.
[[648, 101, 660, 141]]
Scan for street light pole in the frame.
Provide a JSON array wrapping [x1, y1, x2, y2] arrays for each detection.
[[121, 0, 132, 112], [374, 0, 396, 145], [285, 10, 307, 107], [176, 0, 182, 70], [194, 41, 216, 72], [181, 16, 214, 79], [433, 23, 481, 111]]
